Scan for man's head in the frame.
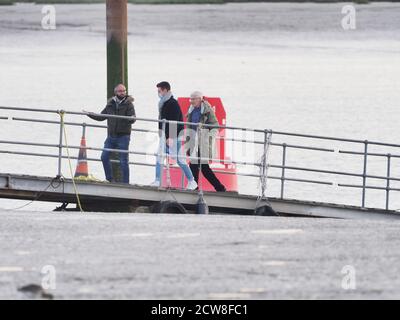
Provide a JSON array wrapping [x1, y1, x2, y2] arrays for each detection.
[[190, 91, 203, 108], [157, 81, 171, 98], [114, 84, 127, 99]]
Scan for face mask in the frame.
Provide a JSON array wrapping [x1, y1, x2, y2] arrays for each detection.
[[117, 94, 125, 100], [158, 93, 164, 99]]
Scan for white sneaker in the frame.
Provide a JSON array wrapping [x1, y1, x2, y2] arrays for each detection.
[[186, 180, 198, 190], [150, 180, 160, 187]]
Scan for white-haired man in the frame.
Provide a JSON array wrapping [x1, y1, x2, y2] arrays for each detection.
[[185, 91, 226, 192]]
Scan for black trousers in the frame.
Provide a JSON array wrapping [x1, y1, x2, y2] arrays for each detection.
[[189, 162, 226, 192]]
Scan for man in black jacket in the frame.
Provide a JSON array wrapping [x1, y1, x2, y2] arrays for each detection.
[[83, 84, 136, 184], [150, 81, 197, 190]]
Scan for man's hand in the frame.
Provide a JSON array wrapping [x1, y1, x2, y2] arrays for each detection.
[[166, 138, 173, 147]]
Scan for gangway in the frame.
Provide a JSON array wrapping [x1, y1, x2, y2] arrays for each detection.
[[1, 105, 400, 220]]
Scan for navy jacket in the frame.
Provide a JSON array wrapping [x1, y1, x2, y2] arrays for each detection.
[[159, 96, 184, 140]]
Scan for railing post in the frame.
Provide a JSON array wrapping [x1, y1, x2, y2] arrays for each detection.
[[82, 122, 86, 138], [165, 138, 171, 189], [280, 143, 287, 199], [179, 126, 185, 189], [361, 140, 368, 208], [180, 170, 185, 189], [160, 119, 167, 187], [57, 110, 64, 178], [197, 124, 203, 191], [386, 153, 391, 210]]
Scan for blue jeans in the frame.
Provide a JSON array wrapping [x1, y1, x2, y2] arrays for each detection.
[[101, 135, 131, 184], [155, 137, 194, 182]]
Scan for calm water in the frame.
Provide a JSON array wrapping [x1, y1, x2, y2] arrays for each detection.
[[0, 2, 399, 210]]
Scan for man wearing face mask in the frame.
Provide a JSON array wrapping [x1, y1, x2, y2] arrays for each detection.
[[83, 83, 136, 184], [150, 81, 197, 190]]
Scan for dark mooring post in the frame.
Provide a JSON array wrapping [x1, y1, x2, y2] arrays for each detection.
[[106, 0, 128, 182]]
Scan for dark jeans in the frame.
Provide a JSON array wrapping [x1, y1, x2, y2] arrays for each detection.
[[101, 135, 130, 184], [189, 162, 226, 192]]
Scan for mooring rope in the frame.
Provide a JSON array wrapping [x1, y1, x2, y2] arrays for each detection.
[[59, 110, 84, 213], [256, 130, 273, 206]]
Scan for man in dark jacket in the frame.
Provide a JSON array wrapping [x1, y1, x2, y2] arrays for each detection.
[[150, 81, 197, 190], [83, 84, 136, 184]]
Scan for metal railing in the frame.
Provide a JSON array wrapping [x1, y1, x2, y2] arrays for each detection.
[[1, 105, 400, 211]]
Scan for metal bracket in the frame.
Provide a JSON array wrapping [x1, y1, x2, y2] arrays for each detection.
[[5, 175, 12, 189]]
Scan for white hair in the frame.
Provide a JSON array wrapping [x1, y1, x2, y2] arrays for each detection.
[[190, 91, 203, 99]]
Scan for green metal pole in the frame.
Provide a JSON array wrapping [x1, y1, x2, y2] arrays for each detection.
[[106, 0, 128, 183], [106, 0, 128, 98]]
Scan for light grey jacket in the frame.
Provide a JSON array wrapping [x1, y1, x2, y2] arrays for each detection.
[[184, 100, 219, 163]]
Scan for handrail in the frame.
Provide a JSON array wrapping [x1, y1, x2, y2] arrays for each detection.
[[268, 164, 400, 182], [0, 138, 261, 167], [339, 149, 400, 158], [11, 116, 335, 153], [339, 183, 400, 192], [2, 105, 400, 147], [2, 106, 262, 133], [0, 106, 60, 114], [11, 117, 160, 134], [0, 149, 333, 186]]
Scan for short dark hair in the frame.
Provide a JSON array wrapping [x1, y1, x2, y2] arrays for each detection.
[[156, 81, 171, 91]]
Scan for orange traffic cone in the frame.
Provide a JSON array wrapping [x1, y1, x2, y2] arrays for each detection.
[[74, 127, 89, 178]]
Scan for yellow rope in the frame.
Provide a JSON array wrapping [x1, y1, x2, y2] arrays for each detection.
[[74, 175, 102, 182], [59, 111, 84, 213]]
